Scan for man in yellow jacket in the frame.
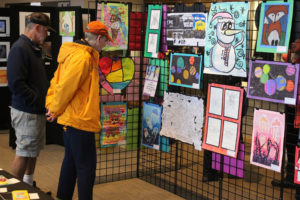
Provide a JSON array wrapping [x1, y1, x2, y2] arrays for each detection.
[[45, 21, 113, 200]]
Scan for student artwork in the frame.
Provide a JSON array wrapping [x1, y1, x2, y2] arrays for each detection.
[[100, 102, 127, 147], [167, 12, 207, 46], [141, 102, 162, 150], [212, 143, 245, 178], [144, 5, 162, 58], [202, 83, 244, 158], [160, 91, 204, 150], [204, 2, 248, 77], [19, 12, 50, 35], [0, 42, 9, 62], [0, 17, 10, 37], [256, 0, 294, 53], [143, 65, 160, 97], [169, 53, 202, 89], [149, 58, 168, 96], [250, 109, 285, 172], [59, 11, 76, 36], [247, 60, 299, 105], [0, 67, 7, 87], [98, 57, 135, 94], [97, 2, 128, 51], [295, 146, 300, 184]]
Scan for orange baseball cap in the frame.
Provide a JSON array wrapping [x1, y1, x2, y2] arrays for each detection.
[[84, 21, 113, 42]]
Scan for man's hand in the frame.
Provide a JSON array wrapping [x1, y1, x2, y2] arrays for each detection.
[[46, 109, 56, 122]]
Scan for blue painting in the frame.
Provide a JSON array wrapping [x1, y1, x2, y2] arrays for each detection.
[[204, 2, 248, 77], [141, 102, 162, 150]]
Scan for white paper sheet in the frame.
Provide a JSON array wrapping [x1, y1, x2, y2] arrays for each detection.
[[224, 89, 240, 119], [221, 121, 238, 151], [205, 117, 221, 146], [209, 86, 223, 115], [147, 33, 158, 53], [161, 92, 204, 147], [150, 9, 161, 30]]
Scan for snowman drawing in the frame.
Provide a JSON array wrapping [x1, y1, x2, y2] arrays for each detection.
[[209, 12, 244, 73]]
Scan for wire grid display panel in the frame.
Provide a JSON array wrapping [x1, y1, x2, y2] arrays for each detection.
[[138, 1, 299, 200]]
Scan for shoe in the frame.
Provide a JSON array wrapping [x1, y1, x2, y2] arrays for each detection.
[[271, 179, 296, 188]]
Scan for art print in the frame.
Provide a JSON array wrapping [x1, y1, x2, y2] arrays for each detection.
[[0, 42, 9, 62], [295, 147, 300, 184], [250, 109, 285, 172], [0, 67, 7, 87], [100, 102, 127, 147], [59, 11, 75, 36], [169, 53, 202, 89], [247, 60, 299, 105], [0, 17, 10, 37], [204, 2, 248, 77], [202, 83, 244, 158], [19, 12, 50, 35], [256, 0, 294, 53], [97, 2, 128, 51], [143, 65, 160, 97], [141, 102, 162, 150], [167, 12, 207, 46]]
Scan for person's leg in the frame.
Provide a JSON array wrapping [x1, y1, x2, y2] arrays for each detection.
[[11, 156, 28, 179], [57, 127, 77, 200], [23, 157, 37, 185]]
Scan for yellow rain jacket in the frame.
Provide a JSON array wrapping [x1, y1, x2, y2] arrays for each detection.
[[46, 41, 101, 132]]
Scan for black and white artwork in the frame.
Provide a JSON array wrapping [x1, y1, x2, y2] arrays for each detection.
[[0, 17, 10, 37], [0, 42, 10, 62]]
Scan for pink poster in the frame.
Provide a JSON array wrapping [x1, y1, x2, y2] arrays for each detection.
[[250, 109, 285, 172]]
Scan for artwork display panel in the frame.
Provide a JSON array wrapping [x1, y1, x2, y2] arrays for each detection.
[[204, 2, 248, 77], [0, 42, 9, 62], [250, 109, 285, 172], [0, 17, 10, 37], [202, 83, 244, 158], [166, 12, 207, 46], [256, 0, 294, 53], [247, 60, 299, 105], [169, 53, 202, 89], [100, 102, 127, 147]]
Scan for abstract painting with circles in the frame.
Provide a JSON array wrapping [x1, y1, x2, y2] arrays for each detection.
[[247, 60, 299, 105], [169, 53, 202, 89]]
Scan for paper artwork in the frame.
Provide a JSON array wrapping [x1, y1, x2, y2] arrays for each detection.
[[202, 83, 244, 158], [204, 2, 249, 77], [141, 102, 162, 150], [143, 65, 160, 97], [295, 146, 300, 184], [0, 42, 9, 62], [256, 0, 294, 53], [0, 16, 10, 37], [169, 53, 202, 89], [160, 91, 204, 150], [250, 109, 285, 172], [97, 2, 128, 51], [247, 60, 299, 105], [167, 12, 207, 46], [59, 11, 75, 36], [0, 67, 7, 87], [100, 102, 127, 147]]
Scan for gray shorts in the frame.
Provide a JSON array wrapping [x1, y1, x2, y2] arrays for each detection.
[[10, 107, 46, 157]]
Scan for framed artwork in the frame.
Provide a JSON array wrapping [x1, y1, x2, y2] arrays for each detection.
[[204, 2, 248, 77], [143, 65, 160, 97], [250, 109, 285, 172], [97, 2, 128, 51], [59, 11, 75, 36], [19, 12, 50, 35], [141, 102, 162, 150], [247, 60, 299, 105], [0, 67, 7, 87], [100, 102, 127, 147], [256, 0, 294, 53], [169, 53, 202, 89], [295, 146, 300, 184], [0, 42, 9, 62], [167, 12, 207, 47], [160, 91, 204, 150], [0, 17, 10, 37], [202, 83, 244, 158], [144, 5, 162, 58]]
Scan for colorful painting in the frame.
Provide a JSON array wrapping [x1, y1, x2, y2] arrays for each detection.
[[169, 53, 202, 89], [250, 109, 285, 172], [0, 17, 9, 37], [167, 12, 207, 46], [59, 11, 75, 36], [0, 42, 9, 62], [98, 57, 135, 94], [143, 65, 160, 97], [212, 143, 245, 178], [100, 102, 127, 147], [295, 147, 300, 184], [144, 5, 162, 58], [202, 83, 244, 158], [0, 67, 7, 87], [141, 102, 162, 150], [204, 2, 248, 77], [97, 2, 128, 51], [256, 0, 294, 53], [247, 60, 299, 105]]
